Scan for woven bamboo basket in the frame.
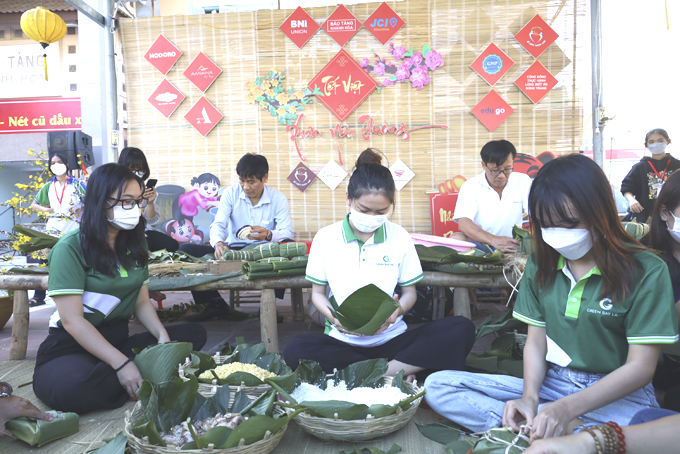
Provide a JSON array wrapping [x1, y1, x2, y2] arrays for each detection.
[[287, 376, 424, 441], [124, 400, 288, 454], [178, 355, 272, 399]]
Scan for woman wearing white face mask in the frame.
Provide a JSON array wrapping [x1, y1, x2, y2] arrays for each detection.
[[32, 164, 206, 414], [283, 149, 476, 379], [29, 153, 87, 307], [425, 154, 678, 440], [621, 128, 678, 223]]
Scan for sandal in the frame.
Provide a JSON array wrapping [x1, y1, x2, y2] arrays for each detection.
[[29, 297, 45, 307]]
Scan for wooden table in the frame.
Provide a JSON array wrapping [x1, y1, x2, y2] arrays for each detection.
[[0, 272, 513, 360]]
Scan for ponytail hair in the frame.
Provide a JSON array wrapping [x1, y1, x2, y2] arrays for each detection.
[[347, 148, 395, 204]]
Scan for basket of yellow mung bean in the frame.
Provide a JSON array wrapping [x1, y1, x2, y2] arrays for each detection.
[[179, 344, 292, 399]]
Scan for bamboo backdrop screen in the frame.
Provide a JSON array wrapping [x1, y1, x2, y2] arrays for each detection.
[[120, 0, 588, 239]]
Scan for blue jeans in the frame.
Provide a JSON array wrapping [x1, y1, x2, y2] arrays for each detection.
[[629, 408, 677, 425], [424, 364, 659, 433]]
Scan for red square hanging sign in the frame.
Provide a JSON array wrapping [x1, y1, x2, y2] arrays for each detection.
[[184, 97, 223, 137], [472, 90, 514, 132], [183, 52, 222, 93], [322, 4, 361, 47], [363, 2, 405, 45], [280, 7, 320, 49], [148, 80, 185, 119], [470, 43, 515, 87], [514, 61, 558, 104], [307, 49, 379, 122], [515, 14, 559, 59], [287, 162, 317, 192], [144, 35, 182, 75]]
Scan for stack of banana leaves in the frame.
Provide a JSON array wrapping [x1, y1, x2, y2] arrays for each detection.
[[415, 244, 503, 274], [220, 242, 307, 261], [241, 256, 307, 280], [465, 310, 525, 379]]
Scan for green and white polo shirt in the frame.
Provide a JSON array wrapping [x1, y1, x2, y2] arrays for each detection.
[[34, 177, 86, 234], [306, 215, 424, 347], [513, 251, 679, 374], [47, 230, 150, 329]]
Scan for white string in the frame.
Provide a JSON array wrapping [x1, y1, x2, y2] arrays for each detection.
[[503, 266, 524, 306], [471, 426, 531, 453]]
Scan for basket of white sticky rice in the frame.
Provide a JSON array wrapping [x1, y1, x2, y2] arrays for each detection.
[[265, 358, 425, 441], [179, 344, 291, 399]]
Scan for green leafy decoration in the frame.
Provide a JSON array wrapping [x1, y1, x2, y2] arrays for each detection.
[[339, 444, 402, 454], [404, 46, 414, 57], [311, 84, 325, 96], [422, 43, 432, 55], [329, 284, 399, 336]]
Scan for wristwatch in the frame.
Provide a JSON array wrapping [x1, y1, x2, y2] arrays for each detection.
[[0, 382, 13, 397], [266, 230, 273, 241]]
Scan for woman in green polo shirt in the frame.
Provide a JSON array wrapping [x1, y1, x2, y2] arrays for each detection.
[[425, 154, 679, 439], [32, 164, 207, 414]]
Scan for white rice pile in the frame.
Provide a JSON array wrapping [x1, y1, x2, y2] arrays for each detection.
[[291, 379, 409, 407]]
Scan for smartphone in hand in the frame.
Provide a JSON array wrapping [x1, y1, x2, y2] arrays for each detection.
[[145, 179, 158, 189]]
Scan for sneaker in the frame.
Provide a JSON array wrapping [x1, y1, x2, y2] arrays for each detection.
[[29, 297, 45, 307]]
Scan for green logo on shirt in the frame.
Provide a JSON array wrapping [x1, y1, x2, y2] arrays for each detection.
[[383, 255, 389, 262]]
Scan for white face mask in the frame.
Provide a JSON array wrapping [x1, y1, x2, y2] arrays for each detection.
[[541, 227, 593, 260], [108, 205, 141, 230], [51, 163, 67, 176], [666, 211, 680, 244], [648, 142, 667, 155], [349, 207, 389, 233], [134, 171, 145, 179]]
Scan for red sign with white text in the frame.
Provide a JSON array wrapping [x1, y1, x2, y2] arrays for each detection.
[[322, 4, 361, 47], [184, 97, 223, 137], [144, 35, 182, 75], [472, 90, 514, 132], [363, 2, 405, 45], [515, 61, 558, 104], [470, 43, 514, 87], [515, 15, 558, 59], [280, 7, 320, 49], [307, 49, 378, 122], [148, 80, 185, 119], [0, 97, 81, 134], [430, 192, 461, 237], [184, 52, 222, 93]]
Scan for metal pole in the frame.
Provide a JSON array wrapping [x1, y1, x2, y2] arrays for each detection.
[[591, 0, 604, 168], [106, 0, 117, 164]]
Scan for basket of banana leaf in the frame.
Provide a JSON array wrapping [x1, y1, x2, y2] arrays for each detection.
[[266, 358, 425, 441], [179, 344, 292, 399], [124, 376, 300, 454]]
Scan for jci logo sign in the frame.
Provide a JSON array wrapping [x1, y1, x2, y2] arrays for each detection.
[[363, 2, 405, 45]]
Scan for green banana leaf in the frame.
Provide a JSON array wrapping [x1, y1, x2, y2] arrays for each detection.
[[512, 225, 533, 256], [7, 266, 49, 274], [470, 428, 528, 454], [148, 250, 212, 263], [621, 221, 650, 240], [416, 244, 502, 265], [416, 422, 463, 445], [242, 259, 308, 273], [183, 351, 217, 377], [445, 440, 475, 454], [133, 341, 193, 385], [6, 410, 79, 447], [148, 272, 241, 291], [87, 432, 127, 453], [475, 309, 523, 340], [340, 443, 402, 454], [13, 224, 60, 254], [431, 262, 504, 274], [278, 242, 307, 258], [329, 284, 399, 336]]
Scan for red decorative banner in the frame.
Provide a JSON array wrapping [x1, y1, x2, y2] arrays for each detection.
[[184, 52, 222, 93], [144, 35, 182, 75], [307, 49, 378, 122], [0, 97, 81, 134], [287, 162, 317, 192], [514, 61, 558, 104], [470, 43, 514, 87], [430, 192, 461, 237], [280, 6, 320, 49], [148, 80, 185, 119], [472, 90, 513, 132], [515, 14, 558, 59], [184, 97, 223, 137], [322, 4, 361, 47], [363, 2, 405, 45]]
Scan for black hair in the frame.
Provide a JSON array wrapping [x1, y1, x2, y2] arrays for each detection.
[[236, 153, 269, 180], [49, 152, 71, 176], [190, 173, 220, 187], [118, 147, 150, 180], [645, 128, 671, 147], [480, 140, 517, 167], [166, 218, 193, 236], [645, 171, 680, 284], [347, 148, 395, 204], [529, 154, 643, 303], [79, 163, 147, 275]]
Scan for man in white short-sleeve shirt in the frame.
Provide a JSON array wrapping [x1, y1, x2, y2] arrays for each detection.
[[453, 140, 532, 254]]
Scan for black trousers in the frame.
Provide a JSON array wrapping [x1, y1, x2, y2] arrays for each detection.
[[33, 320, 207, 414], [146, 230, 179, 252], [283, 316, 476, 377]]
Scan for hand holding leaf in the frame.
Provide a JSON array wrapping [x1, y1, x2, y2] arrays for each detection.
[[375, 294, 403, 335]]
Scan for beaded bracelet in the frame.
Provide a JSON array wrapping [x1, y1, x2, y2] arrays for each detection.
[[606, 421, 627, 454], [597, 424, 617, 454], [583, 427, 604, 454], [114, 358, 133, 373]]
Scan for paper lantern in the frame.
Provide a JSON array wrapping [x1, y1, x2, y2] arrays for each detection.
[[20, 6, 66, 81]]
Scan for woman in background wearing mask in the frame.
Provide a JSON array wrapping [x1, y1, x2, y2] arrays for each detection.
[[621, 128, 677, 223], [29, 153, 86, 307], [283, 148, 476, 378], [425, 154, 678, 440], [32, 164, 206, 414]]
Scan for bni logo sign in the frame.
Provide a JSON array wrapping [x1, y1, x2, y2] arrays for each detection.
[[472, 89, 514, 132], [280, 6, 320, 49]]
